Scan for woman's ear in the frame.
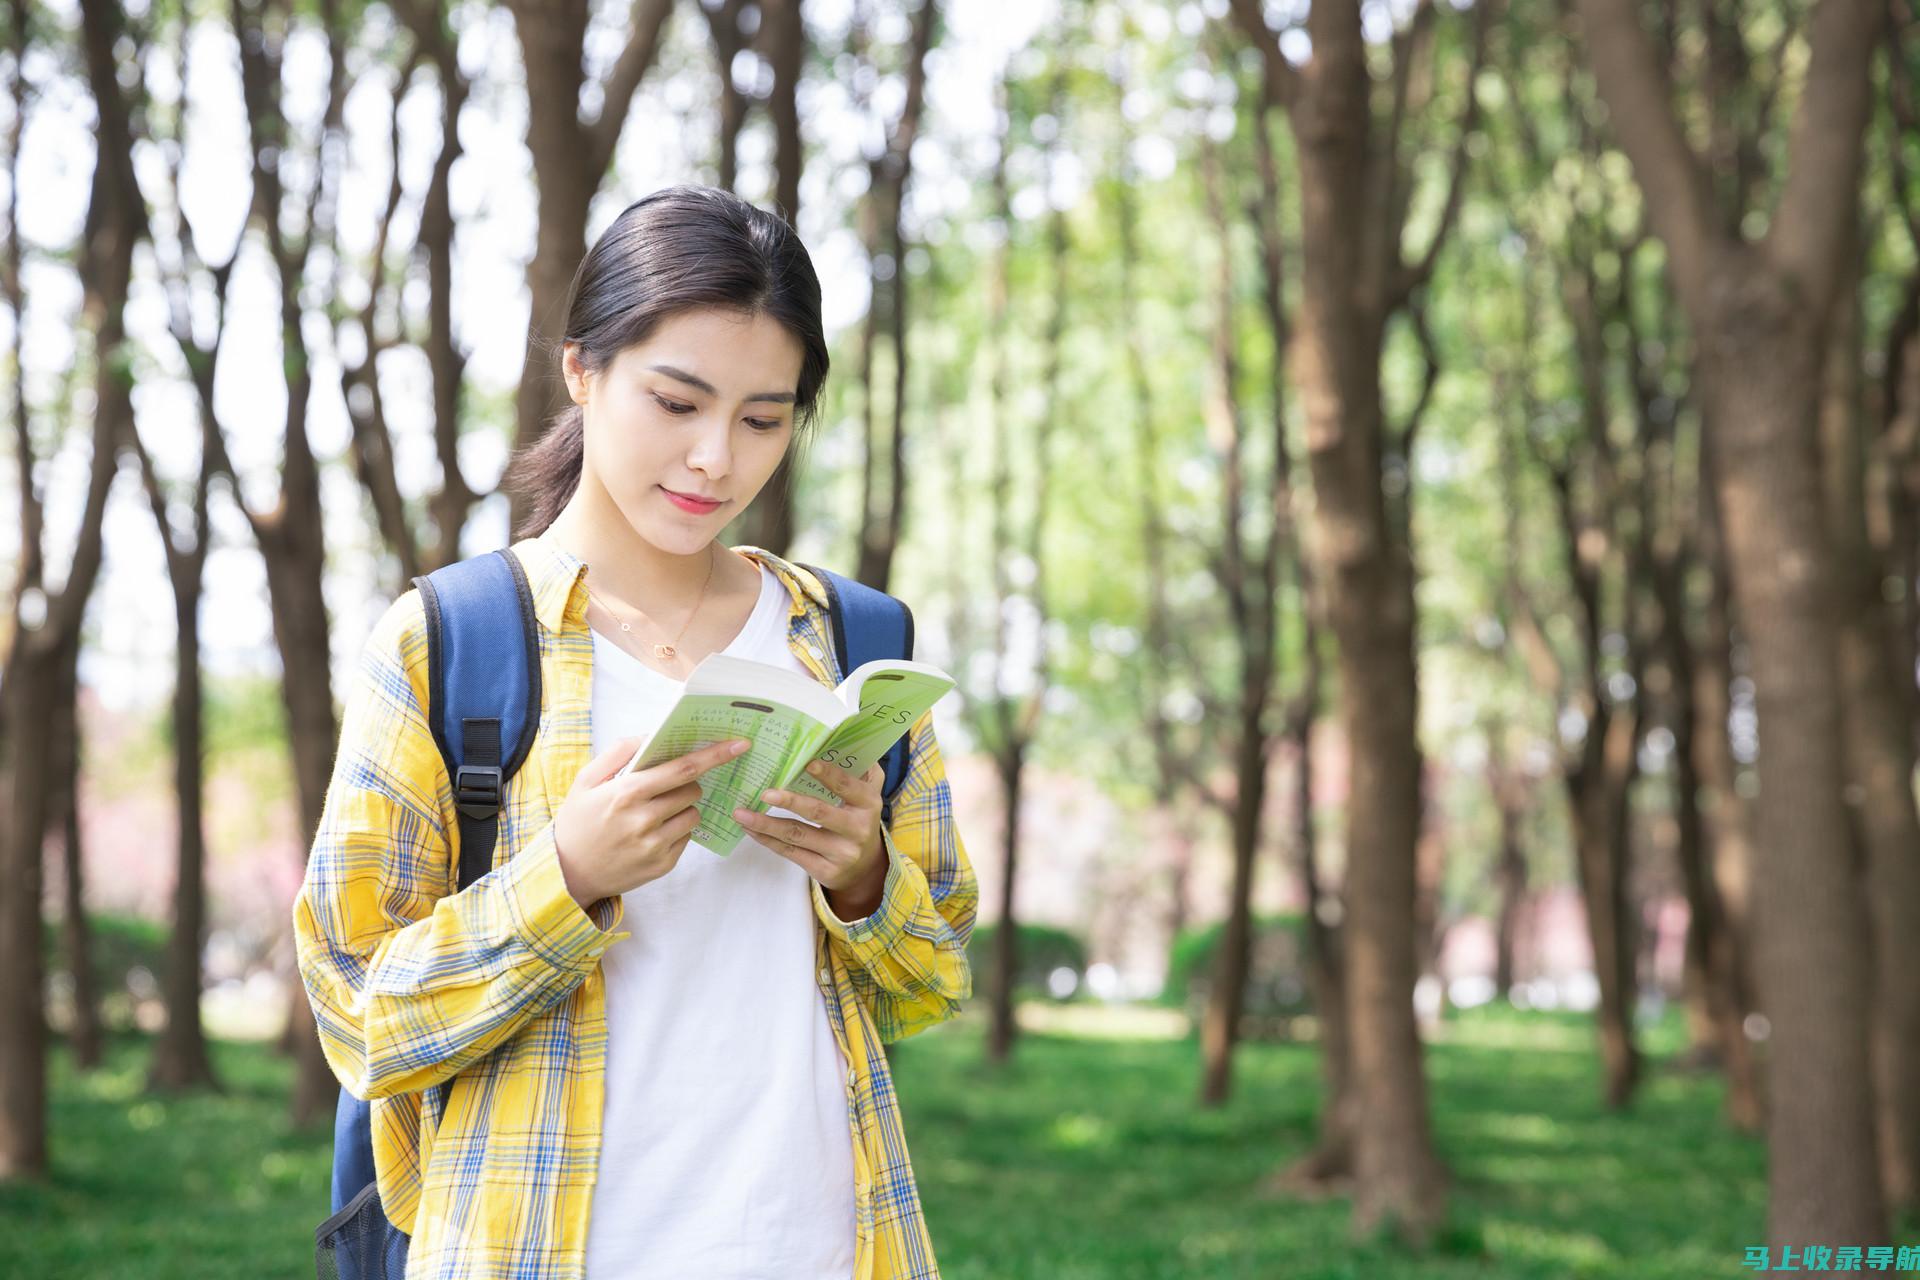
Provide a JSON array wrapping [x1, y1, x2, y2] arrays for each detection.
[[561, 342, 589, 405]]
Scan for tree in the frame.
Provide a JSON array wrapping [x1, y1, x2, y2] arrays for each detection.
[[0, 0, 140, 1179], [1575, 0, 1889, 1249], [338, 0, 489, 582], [1225, 0, 1487, 1237], [851, 0, 937, 592], [504, 0, 675, 538], [972, 61, 1062, 1065], [1192, 57, 1296, 1107]]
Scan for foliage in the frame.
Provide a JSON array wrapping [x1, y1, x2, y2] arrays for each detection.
[[965, 920, 1089, 1001], [1159, 912, 1311, 1032], [40, 912, 170, 1016]]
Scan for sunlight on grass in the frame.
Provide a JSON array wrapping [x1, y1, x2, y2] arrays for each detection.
[[1047, 1111, 1115, 1151]]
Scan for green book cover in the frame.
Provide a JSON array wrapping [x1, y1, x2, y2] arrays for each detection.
[[612, 652, 957, 856]]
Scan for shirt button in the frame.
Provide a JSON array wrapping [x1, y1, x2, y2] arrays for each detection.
[[818, 967, 831, 984], [805, 643, 824, 659]]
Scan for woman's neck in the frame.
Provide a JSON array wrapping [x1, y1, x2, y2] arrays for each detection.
[[540, 476, 748, 613]]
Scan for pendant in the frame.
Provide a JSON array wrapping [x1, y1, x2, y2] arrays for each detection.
[[655, 644, 676, 659]]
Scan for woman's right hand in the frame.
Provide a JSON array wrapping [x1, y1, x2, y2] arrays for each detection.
[[552, 735, 750, 908]]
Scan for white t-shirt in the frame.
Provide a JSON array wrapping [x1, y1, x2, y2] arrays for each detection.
[[582, 561, 857, 1279]]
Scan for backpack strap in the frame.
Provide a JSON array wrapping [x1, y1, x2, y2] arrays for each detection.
[[793, 562, 916, 827], [412, 548, 544, 892]]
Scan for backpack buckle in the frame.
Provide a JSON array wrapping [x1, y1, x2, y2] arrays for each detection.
[[455, 764, 503, 820]]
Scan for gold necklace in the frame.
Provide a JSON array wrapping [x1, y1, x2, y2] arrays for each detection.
[[584, 544, 716, 662]]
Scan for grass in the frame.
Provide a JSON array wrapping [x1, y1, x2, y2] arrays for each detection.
[[0, 1003, 1789, 1278]]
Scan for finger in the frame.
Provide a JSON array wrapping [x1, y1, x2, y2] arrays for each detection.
[[801, 758, 881, 804], [758, 786, 861, 839], [735, 816, 833, 879], [630, 737, 749, 793], [580, 735, 646, 788]]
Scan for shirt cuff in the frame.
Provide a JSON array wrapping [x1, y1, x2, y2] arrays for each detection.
[[502, 823, 632, 969], [811, 823, 912, 951]]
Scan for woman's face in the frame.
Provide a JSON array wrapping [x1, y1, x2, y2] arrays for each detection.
[[563, 306, 804, 555]]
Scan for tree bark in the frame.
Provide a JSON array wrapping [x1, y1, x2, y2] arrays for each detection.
[[1566, 704, 1640, 1107], [146, 572, 218, 1094], [127, 407, 221, 1095], [987, 751, 1025, 1063], [1690, 447, 1764, 1130], [50, 641, 101, 1070], [702, 0, 749, 190], [1821, 266, 1920, 1214], [1488, 729, 1527, 1002]]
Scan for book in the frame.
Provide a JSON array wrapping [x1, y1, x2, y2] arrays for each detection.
[[611, 651, 957, 856]]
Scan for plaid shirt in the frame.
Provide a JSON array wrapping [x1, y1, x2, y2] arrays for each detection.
[[293, 535, 977, 1279]]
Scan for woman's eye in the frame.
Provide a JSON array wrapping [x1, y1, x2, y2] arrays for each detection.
[[653, 394, 695, 415], [746, 418, 783, 432]]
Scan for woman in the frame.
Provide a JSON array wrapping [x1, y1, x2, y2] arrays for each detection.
[[294, 185, 977, 1280]]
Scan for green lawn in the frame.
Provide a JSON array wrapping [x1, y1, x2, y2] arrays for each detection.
[[0, 1004, 1783, 1278]]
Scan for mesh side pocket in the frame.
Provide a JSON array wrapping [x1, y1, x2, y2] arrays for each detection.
[[315, 1179, 410, 1280]]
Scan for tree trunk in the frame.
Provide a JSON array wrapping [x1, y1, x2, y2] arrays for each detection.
[[1821, 270, 1920, 1214], [506, 0, 674, 538], [1660, 554, 1760, 1129], [2, 0, 137, 1177], [1706, 286, 1885, 1248], [260, 529, 347, 1126], [1690, 461, 1764, 1130], [148, 574, 220, 1095], [0, 667, 56, 1180], [51, 641, 101, 1070], [702, 0, 748, 190], [1199, 700, 1271, 1105], [1285, 23, 1446, 1236], [986, 752, 1023, 1064], [1489, 732, 1527, 1002], [1577, 0, 1887, 1248], [1280, 707, 1358, 1188], [732, 0, 808, 557], [1566, 704, 1641, 1108]]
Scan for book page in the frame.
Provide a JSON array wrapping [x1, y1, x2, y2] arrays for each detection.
[[622, 693, 834, 856], [784, 664, 956, 808]]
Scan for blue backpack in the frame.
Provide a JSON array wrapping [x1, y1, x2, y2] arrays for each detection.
[[316, 547, 916, 1280]]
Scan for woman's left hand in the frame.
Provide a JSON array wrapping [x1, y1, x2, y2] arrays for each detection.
[[734, 760, 886, 897]]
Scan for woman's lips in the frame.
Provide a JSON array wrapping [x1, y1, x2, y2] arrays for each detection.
[[660, 485, 724, 513]]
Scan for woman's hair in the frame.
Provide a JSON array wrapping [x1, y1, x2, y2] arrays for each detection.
[[503, 185, 831, 538]]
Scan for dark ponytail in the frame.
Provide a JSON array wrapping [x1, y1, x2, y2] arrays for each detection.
[[504, 185, 831, 538]]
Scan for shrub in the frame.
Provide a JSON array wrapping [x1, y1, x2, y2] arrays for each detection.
[[1160, 913, 1313, 1034], [965, 921, 1089, 1001]]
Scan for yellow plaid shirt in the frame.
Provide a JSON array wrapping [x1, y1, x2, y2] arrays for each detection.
[[293, 535, 977, 1279]]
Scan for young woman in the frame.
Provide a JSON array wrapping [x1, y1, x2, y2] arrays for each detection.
[[294, 185, 977, 1280]]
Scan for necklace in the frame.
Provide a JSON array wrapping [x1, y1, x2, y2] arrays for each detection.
[[584, 544, 716, 662]]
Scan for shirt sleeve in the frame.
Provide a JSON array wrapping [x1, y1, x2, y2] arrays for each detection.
[[810, 708, 978, 1043], [292, 588, 630, 1100]]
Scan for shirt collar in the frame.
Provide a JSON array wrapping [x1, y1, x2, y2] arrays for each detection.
[[512, 534, 829, 634]]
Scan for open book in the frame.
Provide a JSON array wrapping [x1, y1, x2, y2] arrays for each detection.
[[612, 651, 957, 857]]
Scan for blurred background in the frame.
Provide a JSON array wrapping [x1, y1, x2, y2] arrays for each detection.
[[2, 0, 1917, 1275]]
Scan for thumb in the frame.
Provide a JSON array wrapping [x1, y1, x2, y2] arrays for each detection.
[[576, 735, 646, 790]]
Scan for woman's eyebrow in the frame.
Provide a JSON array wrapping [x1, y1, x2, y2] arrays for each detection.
[[647, 364, 796, 405]]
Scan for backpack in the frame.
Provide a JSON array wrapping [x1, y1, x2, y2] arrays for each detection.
[[315, 547, 917, 1280]]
